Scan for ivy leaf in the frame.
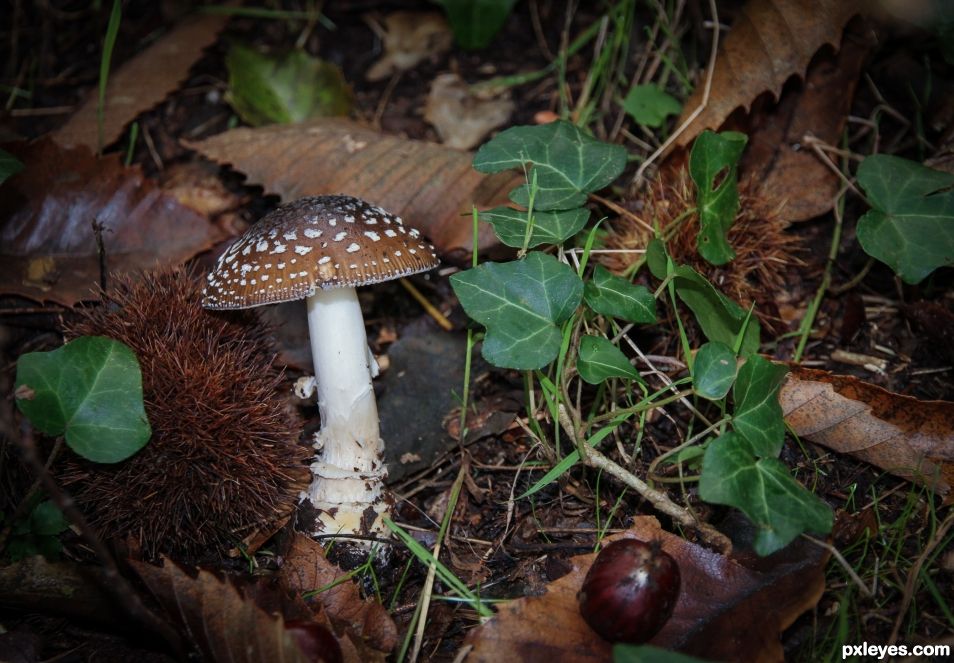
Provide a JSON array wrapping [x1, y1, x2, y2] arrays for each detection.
[[30, 501, 69, 536], [584, 265, 656, 324], [614, 644, 712, 663], [699, 432, 833, 556], [622, 84, 682, 128], [480, 206, 590, 248], [437, 0, 516, 50], [577, 335, 641, 385], [226, 43, 351, 126], [732, 355, 789, 458], [473, 120, 628, 210], [672, 265, 760, 355], [450, 252, 583, 369], [0, 148, 24, 185], [14, 336, 152, 463], [692, 342, 737, 400], [856, 154, 954, 284], [689, 130, 748, 265]]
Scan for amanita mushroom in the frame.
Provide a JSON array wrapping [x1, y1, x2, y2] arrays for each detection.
[[202, 195, 439, 543]]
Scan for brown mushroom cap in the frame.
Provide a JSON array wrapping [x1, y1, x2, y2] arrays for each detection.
[[202, 195, 440, 310]]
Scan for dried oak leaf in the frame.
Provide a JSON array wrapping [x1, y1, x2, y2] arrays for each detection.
[[282, 533, 398, 658], [463, 516, 828, 663], [742, 20, 874, 222], [780, 366, 954, 501], [129, 557, 338, 663], [672, 0, 866, 150], [184, 118, 520, 262], [0, 138, 225, 305], [53, 13, 227, 150]]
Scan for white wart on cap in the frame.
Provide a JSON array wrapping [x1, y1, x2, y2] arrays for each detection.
[[202, 195, 440, 309]]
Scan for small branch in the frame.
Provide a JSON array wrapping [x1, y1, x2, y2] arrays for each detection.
[[801, 534, 873, 599], [557, 405, 731, 553]]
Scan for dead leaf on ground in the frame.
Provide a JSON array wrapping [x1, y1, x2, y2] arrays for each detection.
[[671, 0, 866, 151], [742, 20, 874, 221], [364, 11, 453, 82], [425, 73, 515, 150], [0, 138, 225, 305], [464, 516, 829, 663], [53, 13, 227, 151], [185, 118, 520, 262], [780, 366, 954, 501], [282, 533, 398, 657], [129, 557, 331, 663]]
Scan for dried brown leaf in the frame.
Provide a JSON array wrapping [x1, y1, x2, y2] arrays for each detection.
[[282, 533, 397, 656], [464, 516, 828, 663], [129, 558, 322, 663], [184, 118, 520, 262], [780, 367, 954, 500], [364, 11, 453, 82], [53, 14, 227, 150], [672, 0, 865, 150], [425, 73, 514, 150], [742, 20, 873, 221], [0, 138, 224, 305]]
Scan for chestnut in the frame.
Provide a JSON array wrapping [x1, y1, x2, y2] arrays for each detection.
[[577, 538, 680, 644]]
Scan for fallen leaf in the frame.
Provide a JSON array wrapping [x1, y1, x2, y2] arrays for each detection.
[[425, 73, 514, 150], [129, 558, 325, 663], [185, 118, 520, 261], [364, 11, 453, 82], [282, 533, 398, 656], [742, 20, 874, 221], [53, 13, 227, 150], [672, 0, 865, 150], [780, 366, 954, 500], [0, 138, 225, 305], [464, 516, 828, 663]]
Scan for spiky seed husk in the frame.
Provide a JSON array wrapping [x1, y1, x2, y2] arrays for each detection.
[[60, 269, 309, 560]]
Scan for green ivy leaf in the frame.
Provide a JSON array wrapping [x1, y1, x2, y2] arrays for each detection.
[[692, 342, 737, 400], [622, 84, 682, 128], [856, 154, 954, 283], [614, 643, 712, 663], [689, 130, 748, 265], [30, 500, 69, 536], [699, 432, 833, 556], [480, 206, 590, 248], [473, 120, 628, 210], [672, 266, 760, 355], [450, 252, 583, 369], [732, 355, 788, 458], [0, 148, 24, 185], [584, 265, 656, 324], [437, 0, 516, 50], [15, 336, 152, 463], [226, 44, 352, 126], [577, 335, 641, 385]]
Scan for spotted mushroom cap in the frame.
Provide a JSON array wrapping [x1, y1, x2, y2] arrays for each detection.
[[202, 195, 440, 310]]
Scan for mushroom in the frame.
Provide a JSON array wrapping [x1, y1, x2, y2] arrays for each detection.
[[202, 195, 439, 543]]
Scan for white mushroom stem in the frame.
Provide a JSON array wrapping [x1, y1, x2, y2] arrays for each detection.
[[303, 286, 390, 540]]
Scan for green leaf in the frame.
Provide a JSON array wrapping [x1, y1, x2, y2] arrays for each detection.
[[15, 336, 152, 463], [450, 252, 583, 369], [732, 355, 788, 458], [577, 335, 641, 384], [672, 266, 760, 355], [646, 238, 669, 280], [699, 432, 833, 556], [584, 265, 656, 324], [30, 500, 69, 536], [614, 643, 713, 663], [0, 148, 24, 185], [480, 206, 590, 248], [689, 130, 748, 265], [622, 84, 682, 128], [856, 154, 954, 283], [473, 120, 628, 210], [437, 0, 516, 50], [226, 43, 351, 126], [692, 342, 737, 400]]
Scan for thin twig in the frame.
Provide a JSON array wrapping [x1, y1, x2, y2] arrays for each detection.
[[802, 534, 873, 598]]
